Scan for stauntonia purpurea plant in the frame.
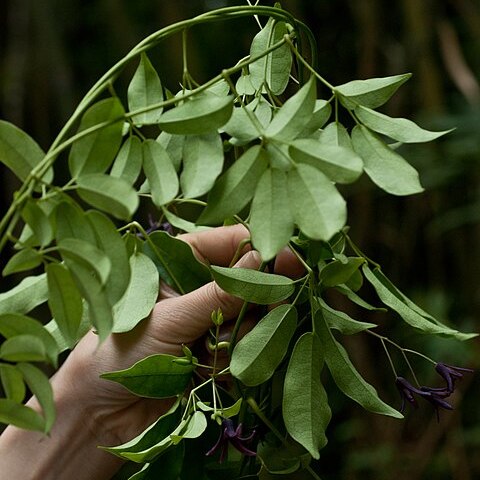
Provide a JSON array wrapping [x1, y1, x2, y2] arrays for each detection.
[[0, 4, 475, 479]]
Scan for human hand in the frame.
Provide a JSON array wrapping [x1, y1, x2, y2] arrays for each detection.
[[0, 225, 303, 480]]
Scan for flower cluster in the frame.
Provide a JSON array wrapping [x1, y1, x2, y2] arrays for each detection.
[[206, 419, 256, 463], [396, 363, 474, 419]]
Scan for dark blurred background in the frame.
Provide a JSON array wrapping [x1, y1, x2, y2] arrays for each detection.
[[1, 1, 480, 478]]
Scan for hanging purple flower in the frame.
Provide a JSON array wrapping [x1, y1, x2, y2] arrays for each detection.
[[395, 376, 453, 418], [206, 419, 256, 463], [435, 363, 474, 393]]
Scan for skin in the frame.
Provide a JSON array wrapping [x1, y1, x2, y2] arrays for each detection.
[[0, 225, 303, 480]]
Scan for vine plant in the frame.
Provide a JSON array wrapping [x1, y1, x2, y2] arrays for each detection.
[[0, 4, 475, 479]]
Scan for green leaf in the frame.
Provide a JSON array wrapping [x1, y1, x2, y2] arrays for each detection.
[[0, 399, 45, 431], [249, 18, 292, 95], [171, 411, 207, 443], [128, 52, 164, 125], [250, 168, 294, 261], [0, 120, 53, 184], [76, 173, 139, 219], [0, 274, 48, 316], [69, 97, 125, 177], [157, 95, 233, 135], [265, 77, 316, 141], [222, 106, 262, 144], [0, 313, 58, 365], [287, 163, 346, 240], [143, 231, 210, 294], [45, 307, 91, 353], [113, 253, 159, 333], [283, 333, 331, 459], [156, 132, 184, 171], [161, 209, 211, 234], [53, 201, 97, 243], [16, 363, 55, 433], [181, 133, 224, 198], [235, 73, 256, 95], [126, 444, 185, 479], [289, 139, 363, 184], [355, 105, 452, 143], [110, 136, 143, 185], [67, 261, 113, 342], [318, 122, 352, 148], [142, 139, 179, 207], [100, 353, 195, 398], [0, 335, 47, 362], [335, 73, 411, 109], [58, 238, 111, 285], [100, 399, 181, 461], [46, 263, 83, 349], [0, 364, 26, 403], [231, 304, 297, 386], [362, 265, 476, 340], [315, 309, 402, 418], [320, 299, 376, 335], [86, 210, 131, 305], [300, 99, 332, 136], [21, 200, 53, 247], [351, 125, 424, 195], [210, 266, 295, 305], [319, 257, 365, 287], [198, 145, 268, 225], [2, 248, 42, 276], [335, 285, 386, 311]]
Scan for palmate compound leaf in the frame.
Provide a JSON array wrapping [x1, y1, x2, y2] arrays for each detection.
[[249, 168, 294, 262], [197, 145, 268, 225], [351, 125, 424, 196], [355, 105, 453, 143], [112, 252, 159, 333], [230, 304, 297, 386], [335, 73, 411, 110], [76, 173, 139, 220], [68, 97, 125, 178], [287, 163, 347, 241], [0, 120, 53, 184], [289, 138, 363, 184], [283, 332, 331, 459], [211, 266, 295, 305], [100, 353, 195, 398], [128, 52, 164, 125], [180, 132, 224, 198], [157, 94, 233, 135], [249, 17, 292, 95], [142, 139, 179, 207], [46, 263, 83, 349], [314, 308, 403, 418], [362, 265, 477, 340], [265, 76, 317, 141]]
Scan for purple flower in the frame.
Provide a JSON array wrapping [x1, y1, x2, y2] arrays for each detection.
[[206, 419, 256, 463], [435, 363, 474, 393], [395, 377, 453, 417]]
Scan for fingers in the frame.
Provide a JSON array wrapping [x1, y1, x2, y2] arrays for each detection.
[[149, 250, 262, 348], [179, 224, 250, 266], [274, 247, 305, 279]]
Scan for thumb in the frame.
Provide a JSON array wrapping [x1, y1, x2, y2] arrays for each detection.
[[149, 250, 262, 347]]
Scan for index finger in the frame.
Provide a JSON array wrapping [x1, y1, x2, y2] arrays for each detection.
[[179, 224, 251, 266]]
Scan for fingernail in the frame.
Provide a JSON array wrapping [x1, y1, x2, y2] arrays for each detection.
[[234, 250, 262, 269]]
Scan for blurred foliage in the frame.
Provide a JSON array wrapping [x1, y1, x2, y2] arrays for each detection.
[[1, 0, 480, 478]]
